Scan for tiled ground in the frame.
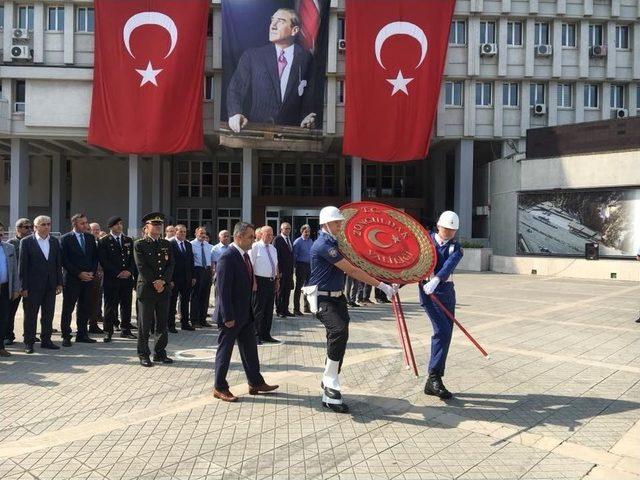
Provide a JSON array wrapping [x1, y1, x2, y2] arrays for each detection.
[[1, 273, 639, 479]]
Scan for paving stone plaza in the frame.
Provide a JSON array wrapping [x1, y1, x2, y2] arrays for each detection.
[[0, 273, 639, 480]]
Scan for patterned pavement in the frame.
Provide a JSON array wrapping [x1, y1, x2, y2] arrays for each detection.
[[1, 273, 639, 480]]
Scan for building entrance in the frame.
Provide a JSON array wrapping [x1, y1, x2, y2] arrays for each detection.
[[265, 207, 321, 240]]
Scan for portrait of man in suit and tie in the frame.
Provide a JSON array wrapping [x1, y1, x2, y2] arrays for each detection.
[[223, 1, 328, 133]]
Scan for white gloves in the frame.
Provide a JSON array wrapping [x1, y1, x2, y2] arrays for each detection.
[[378, 282, 399, 300], [423, 277, 440, 295]]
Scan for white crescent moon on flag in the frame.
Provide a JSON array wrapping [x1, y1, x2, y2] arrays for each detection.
[[367, 228, 394, 249], [374, 21, 428, 70], [123, 12, 178, 59]]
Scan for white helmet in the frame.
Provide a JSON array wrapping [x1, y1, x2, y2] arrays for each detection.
[[319, 206, 345, 225], [437, 211, 459, 230]]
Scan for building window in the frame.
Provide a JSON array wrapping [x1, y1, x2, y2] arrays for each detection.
[[217, 209, 241, 234], [363, 164, 417, 198], [337, 79, 345, 105], [557, 84, 573, 108], [207, 11, 213, 37], [177, 159, 213, 198], [0, 7, 4, 29], [637, 85, 640, 109], [502, 82, 519, 107], [300, 163, 336, 196], [176, 208, 213, 238], [615, 25, 629, 49], [338, 17, 345, 41], [47, 6, 64, 31], [445, 81, 463, 106], [3, 160, 9, 184], [449, 20, 466, 45], [76, 7, 95, 32], [530, 83, 546, 106], [14, 80, 26, 113], [584, 84, 599, 108], [507, 21, 522, 46], [479, 21, 495, 44], [204, 75, 214, 101], [260, 162, 296, 196], [589, 24, 603, 47], [17, 6, 34, 30], [561, 23, 576, 47], [217, 160, 241, 198], [475, 82, 492, 106], [534, 22, 549, 45], [610, 84, 625, 109]]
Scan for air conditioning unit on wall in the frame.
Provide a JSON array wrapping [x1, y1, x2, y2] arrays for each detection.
[[480, 43, 497, 56], [535, 44, 552, 56], [12, 28, 31, 40], [338, 39, 346, 52], [533, 104, 547, 115], [613, 108, 628, 118], [10, 45, 31, 60], [590, 45, 607, 57]]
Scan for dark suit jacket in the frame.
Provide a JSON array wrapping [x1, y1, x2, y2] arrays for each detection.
[[273, 234, 294, 289], [98, 234, 136, 286], [133, 237, 175, 300], [60, 231, 99, 285], [170, 239, 195, 286], [214, 246, 253, 328], [19, 235, 63, 294], [227, 43, 314, 126], [8, 236, 26, 260]]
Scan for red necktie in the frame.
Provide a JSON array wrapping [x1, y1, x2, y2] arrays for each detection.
[[277, 50, 287, 78], [243, 252, 253, 282]]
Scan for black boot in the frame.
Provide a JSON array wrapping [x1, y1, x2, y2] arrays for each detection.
[[424, 373, 452, 399], [322, 386, 349, 413]]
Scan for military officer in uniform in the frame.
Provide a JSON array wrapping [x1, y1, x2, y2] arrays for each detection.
[[134, 213, 175, 367], [419, 211, 464, 400], [306, 206, 397, 413], [98, 216, 137, 342]]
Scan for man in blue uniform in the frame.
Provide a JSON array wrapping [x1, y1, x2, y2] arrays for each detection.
[[419, 211, 464, 399], [306, 206, 397, 413]]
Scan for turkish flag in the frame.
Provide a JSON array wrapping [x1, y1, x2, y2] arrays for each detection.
[[343, 0, 455, 162], [88, 0, 209, 154]]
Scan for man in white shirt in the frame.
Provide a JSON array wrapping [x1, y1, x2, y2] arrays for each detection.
[[249, 226, 280, 344], [165, 225, 176, 241], [190, 226, 214, 328]]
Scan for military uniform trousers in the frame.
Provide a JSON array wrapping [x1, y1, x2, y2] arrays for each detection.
[[420, 282, 455, 377], [293, 262, 311, 312], [316, 295, 350, 366], [137, 291, 170, 357], [104, 279, 134, 334]]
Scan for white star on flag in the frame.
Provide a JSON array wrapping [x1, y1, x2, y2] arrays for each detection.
[[386, 70, 414, 96], [136, 61, 163, 87]]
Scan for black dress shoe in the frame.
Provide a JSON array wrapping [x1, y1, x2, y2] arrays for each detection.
[[199, 322, 213, 328], [293, 310, 304, 316], [278, 314, 287, 319], [75, 336, 97, 344], [62, 338, 72, 347], [5, 339, 15, 346], [181, 325, 196, 331], [322, 387, 349, 413], [284, 311, 295, 317], [263, 337, 281, 344], [152, 355, 174, 364], [256, 337, 263, 345], [120, 331, 137, 339], [25, 345, 34, 354], [424, 374, 453, 399], [89, 325, 104, 334], [103, 334, 112, 343], [168, 327, 178, 333], [40, 341, 60, 350], [636, 317, 640, 323], [139, 356, 153, 367]]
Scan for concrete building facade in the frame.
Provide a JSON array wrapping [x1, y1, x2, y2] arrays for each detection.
[[0, 0, 638, 245]]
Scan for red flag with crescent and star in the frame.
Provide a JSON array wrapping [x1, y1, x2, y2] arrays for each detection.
[[343, 0, 455, 162], [88, 0, 209, 154]]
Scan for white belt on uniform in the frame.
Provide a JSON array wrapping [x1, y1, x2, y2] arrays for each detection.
[[317, 290, 343, 297]]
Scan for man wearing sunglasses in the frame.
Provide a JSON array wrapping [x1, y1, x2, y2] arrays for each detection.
[[5, 218, 32, 345]]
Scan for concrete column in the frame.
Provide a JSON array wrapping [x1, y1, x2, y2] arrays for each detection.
[[454, 139, 473, 240], [606, 21, 616, 79], [601, 82, 611, 119], [327, 10, 338, 74], [520, 80, 531, 137], [128, 154, 142, 237], [525, 19, 535, 77], [9, 139, 29, 227], [326, 77, 337, 134], [51, 153, 67, 233], [467, 18, 480, 77], [498, 17, 508, 77], [629, 83, 638, 116], [493, 80, 503, 137], [557, 0, 566, 15], [575, 82, 585, 123], [552, 19, 562, 78], [212, 9, 222, 69], [634, 23, 640, 80], [33, 3, 44, 63], [529, 0, 539, 14], [464, 80, 476, 137], [241, 148, 253, 222], [584, 0, 593, 16], [436, 82, 446, 136], [350, 157, 362, 202], [151, 155, 161, 212], [611, 0, 620, 17], [63, 4, 75, 64], [548, 81, 558, 126], [501, 0, 511, 14], [3, 2, 14, 63], [579, 21, 590, 78], [161, 157, 172, 214]]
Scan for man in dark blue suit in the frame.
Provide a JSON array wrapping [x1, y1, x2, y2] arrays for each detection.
[[213, 222, 278, 402], [59, 213, 99, 346], [19, 215, 63, 353], [227, 8, 317, 132], [169, 224, 196, 332]]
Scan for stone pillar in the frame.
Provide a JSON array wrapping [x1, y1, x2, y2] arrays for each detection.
[[51, 153, 67, 233], [151, 155, 161, 212], [128, 154, 142, 237], [242, 148, 253, 222], [454, 139, 473, 240], [9, 139, 29, 227], [431, 149, 447, 216], [350, 156, 362, 201]]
